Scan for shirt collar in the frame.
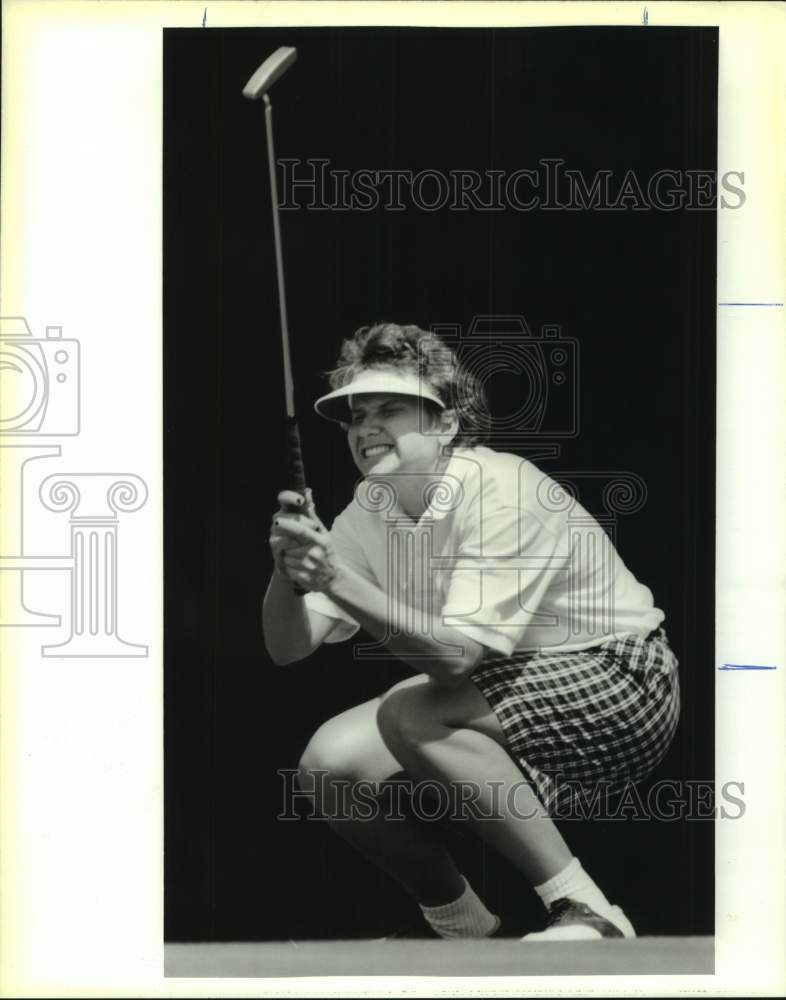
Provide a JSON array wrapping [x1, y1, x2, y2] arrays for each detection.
[[356, 450, 468, 525]]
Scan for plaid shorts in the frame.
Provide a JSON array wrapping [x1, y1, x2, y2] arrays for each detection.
[[470, 628, 681, 813]]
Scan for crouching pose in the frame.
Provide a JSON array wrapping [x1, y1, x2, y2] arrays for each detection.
[[263, 322, 680, 940]]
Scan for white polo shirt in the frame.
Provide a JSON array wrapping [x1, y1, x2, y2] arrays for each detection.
[[304, 447, 664, 656]]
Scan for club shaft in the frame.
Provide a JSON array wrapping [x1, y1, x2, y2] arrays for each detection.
[[263, 94, 296, 419]]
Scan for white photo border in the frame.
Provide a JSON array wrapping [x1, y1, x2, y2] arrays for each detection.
[[1, 1, 784, 996]]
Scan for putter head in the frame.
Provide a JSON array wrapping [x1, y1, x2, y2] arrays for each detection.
[[242, 46, 298, 100]]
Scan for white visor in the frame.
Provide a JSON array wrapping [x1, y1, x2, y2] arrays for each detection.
[[314, 369, 446, 424]]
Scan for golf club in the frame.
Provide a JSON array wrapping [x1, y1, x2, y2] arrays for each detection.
[[244, 46, 318, 594], [243, 47, 308, 511]]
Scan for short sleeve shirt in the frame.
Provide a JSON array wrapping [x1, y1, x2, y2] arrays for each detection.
[[304, 447, 664, 655]]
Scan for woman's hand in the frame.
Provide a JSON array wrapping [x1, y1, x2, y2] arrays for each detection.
[[263, 490, 342, 664], [273, 499, 339, 594], [269, 490, 319, 583]]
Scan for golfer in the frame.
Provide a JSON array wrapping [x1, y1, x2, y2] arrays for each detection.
[[264, 322, 680, 940]]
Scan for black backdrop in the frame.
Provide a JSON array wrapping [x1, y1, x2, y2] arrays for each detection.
[[164, 26, 717, 941]]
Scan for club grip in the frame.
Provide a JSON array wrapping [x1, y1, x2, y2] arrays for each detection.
[[284, 417, 308, 596], [286, 416, 307, 497]]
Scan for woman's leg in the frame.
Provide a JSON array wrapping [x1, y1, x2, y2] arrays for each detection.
[[297, 683, 465, 906], [376, 675, 574, 885]]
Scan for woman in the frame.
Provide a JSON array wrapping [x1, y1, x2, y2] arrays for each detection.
[[263, 322, 680, 940]]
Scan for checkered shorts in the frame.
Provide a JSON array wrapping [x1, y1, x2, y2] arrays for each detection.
[[470, 628, 681, 814]]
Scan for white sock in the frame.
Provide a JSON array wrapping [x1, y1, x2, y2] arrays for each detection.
[[419, 876, 500, 939], [534, 857, 615, 919]]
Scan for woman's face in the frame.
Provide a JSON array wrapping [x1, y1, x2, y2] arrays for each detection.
[[345, 393, 451, 477]]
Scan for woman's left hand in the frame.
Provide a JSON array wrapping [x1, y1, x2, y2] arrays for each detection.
[[274, 509, 340, 594]]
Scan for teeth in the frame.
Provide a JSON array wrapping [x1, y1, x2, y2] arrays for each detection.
[[363, 444, 391, 457]]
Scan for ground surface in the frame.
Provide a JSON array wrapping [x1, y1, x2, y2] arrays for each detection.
[[165, 936, 714, 978]]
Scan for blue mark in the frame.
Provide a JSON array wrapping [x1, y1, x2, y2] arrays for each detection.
[[643, 8, 648, 25], [718, 302, 783, 307], [719, 664, 777, 671]]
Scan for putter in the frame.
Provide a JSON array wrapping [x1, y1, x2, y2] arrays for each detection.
[[244, 47, 315, 594], [243, 47, 308, 510]]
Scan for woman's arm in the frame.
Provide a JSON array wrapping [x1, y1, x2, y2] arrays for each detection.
[[328, 562, 485, 687], [275, 514, 485, 688], [262, 571, 340, 665]]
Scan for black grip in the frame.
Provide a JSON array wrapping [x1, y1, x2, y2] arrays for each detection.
[[284, 416, 307, 596], [286, 416, 307, 497]]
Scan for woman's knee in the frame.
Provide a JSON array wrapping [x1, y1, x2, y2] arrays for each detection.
[[297, 699, 397, 789], [377, 680, 437, 752], [298, 721, 362, 787]]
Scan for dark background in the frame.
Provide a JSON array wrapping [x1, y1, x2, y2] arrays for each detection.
[[164, 26, 717, 941]]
